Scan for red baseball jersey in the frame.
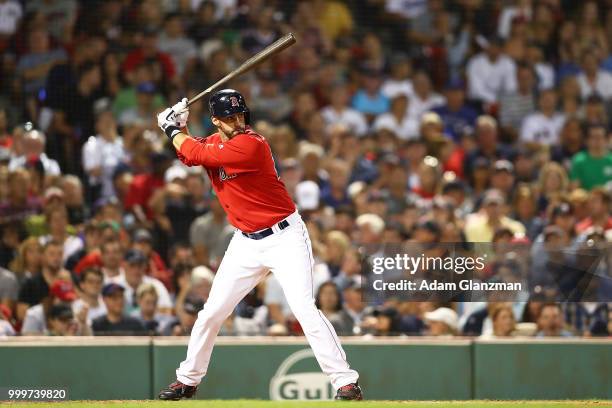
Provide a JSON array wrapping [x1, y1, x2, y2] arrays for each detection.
[[176, 128, 296, 232]]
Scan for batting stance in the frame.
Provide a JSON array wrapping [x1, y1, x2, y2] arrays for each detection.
[[156, 90, 362, 401]]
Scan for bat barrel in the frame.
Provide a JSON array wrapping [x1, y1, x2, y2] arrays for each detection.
[[187, 33, 297, 107]]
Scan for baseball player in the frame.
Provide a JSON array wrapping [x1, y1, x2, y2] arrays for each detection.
[[156, 89, 362, 401]]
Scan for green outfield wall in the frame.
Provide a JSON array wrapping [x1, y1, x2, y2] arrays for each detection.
[[0, 337, 610, 400]]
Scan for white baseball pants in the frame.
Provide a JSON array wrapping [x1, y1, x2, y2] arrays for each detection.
[[176, 210, 359, 389]]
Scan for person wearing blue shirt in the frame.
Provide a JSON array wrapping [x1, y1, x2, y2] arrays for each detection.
[[352, 70, 390, 119], [433, 79, 478, 142]]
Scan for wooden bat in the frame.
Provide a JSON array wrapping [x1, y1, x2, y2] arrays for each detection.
[[187, 33, 297, 107]]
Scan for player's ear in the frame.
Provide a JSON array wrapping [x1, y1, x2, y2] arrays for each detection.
[[211, 116, 220, 127]]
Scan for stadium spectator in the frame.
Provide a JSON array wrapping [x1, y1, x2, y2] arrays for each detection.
[[315, 281, 354, 336], [0, 266, 17, 310], [466, 35, 516, 106], [570, 125, 612, 191], [162, 294, 203, 336], [131, 282, 172, 335], [8, 237, 41, 282], [499, 64, 537, 134], [520, 89, 565, 146], [576, 49, 612, 101], [464, 189, 525, 243], [92, 283, 146, 336], [81, 109, 127, 202], [536, 303, 574, 337], [424, 307, 458, 337], [433, 79, 478, 142], [73, 266, 106, 322], [480, 303, 517, 339], [575, 188, 612, 234], [17, 240, 67, 320], [8, 128, 60, 176], [107, 249, 172, 315]]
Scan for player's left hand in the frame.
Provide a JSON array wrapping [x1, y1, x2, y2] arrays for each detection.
[[172, 97, 189, 128], [157, 107, 181, 141]]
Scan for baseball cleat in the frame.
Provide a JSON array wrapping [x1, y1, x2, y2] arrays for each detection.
[[158, 380, 198, 400], [335, 382, 363, 400]]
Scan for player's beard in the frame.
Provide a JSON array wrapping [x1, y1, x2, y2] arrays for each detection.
[[226, 126, 245, 139]]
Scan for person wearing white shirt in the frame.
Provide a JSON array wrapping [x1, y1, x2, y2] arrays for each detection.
[[8, 128, 60, 175], [520, 89, 565, 146], [320, 84, 368, 137], [467, 37, 517, 104], [73, 267, 107, 322], [82, 110, 127, 200], [0, 0, 22, 36], [373, 95, 419, 140], [576, 50, 612, 100], [407, 71, 446, 121], [497, 0, 532, 39], [381, 54, 414, 99], [108, 249, 173, 314]]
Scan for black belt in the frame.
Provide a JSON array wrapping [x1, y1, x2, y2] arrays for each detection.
[[242, 219, 290, 240]]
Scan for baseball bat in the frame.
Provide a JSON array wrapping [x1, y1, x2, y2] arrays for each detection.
[[187, 33, 297, 107]]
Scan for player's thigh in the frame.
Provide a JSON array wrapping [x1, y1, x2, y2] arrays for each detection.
[[265, 223, 317, 303], [205, 232, 266, 313]]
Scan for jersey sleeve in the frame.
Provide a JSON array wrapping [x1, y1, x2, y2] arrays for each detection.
[[175, 136, 208, 166], [178, 134, 261, 170]]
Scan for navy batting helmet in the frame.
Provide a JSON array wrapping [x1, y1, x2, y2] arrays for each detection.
[[208, 89, 250, 123]]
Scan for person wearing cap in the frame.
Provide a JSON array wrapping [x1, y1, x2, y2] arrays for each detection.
[[22, 278, 91, 336], [464, 189, 525, 242], [107, 249, 172, 315], [92, 283, 147, 336], [129, 228, 172, 289], [46, 303, 80, 336], [82, 109, 127, 202], [433, 79, 478, 142], [490, 159, 515, 198], [424, 307, 458, 336], [351, 69, 390, 119], [464, 115, 515, 181], [162, 295, 204, 336]]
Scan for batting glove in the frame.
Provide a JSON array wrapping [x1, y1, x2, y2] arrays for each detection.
[[172, 97, 189, 128], [157, 107, 181, 141]]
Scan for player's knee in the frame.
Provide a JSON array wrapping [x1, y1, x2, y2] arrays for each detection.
[[196, 307, 226, 328]]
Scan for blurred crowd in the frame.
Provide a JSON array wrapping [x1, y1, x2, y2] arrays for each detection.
[[0, 0, 611, 338]]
